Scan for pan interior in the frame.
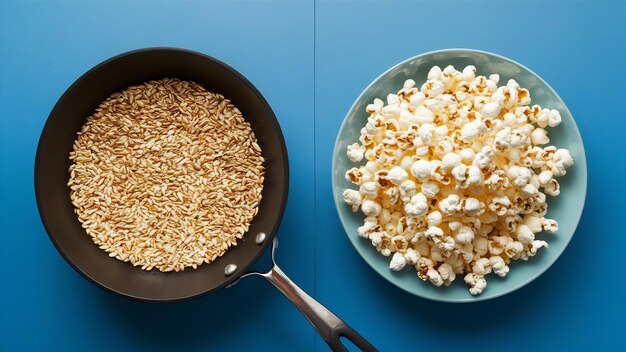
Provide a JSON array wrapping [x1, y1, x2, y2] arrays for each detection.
[[35, 48, 289, 301]]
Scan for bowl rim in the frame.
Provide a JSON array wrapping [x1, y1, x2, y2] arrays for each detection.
[[332, 48, 588, 303]]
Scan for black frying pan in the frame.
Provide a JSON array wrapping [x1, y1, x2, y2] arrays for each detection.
[[35, 48, 375, 352]]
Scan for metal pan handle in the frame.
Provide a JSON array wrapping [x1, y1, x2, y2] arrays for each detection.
[[237, 239, 377, 352]]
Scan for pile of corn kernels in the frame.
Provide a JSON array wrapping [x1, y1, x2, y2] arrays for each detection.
[[343, 65, 573, 295]]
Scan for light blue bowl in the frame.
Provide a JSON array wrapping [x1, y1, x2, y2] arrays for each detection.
[[332, 49, 587, 302]]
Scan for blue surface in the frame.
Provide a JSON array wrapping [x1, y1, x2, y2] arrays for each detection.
[[1, 0, 625, 351]]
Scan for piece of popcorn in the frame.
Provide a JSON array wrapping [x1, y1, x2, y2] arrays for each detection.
[[413, 106, 435, 124], [426, 268, 444, 287], [378, 208, 392, 225], [424, 99, 445, 116], [481, 102, 502, 118], [366, 98, 384, 114], [357, 217, 378, 238], [416, 257, 434, 281], [528, 240, 548, 256], [507, 166, 533, 188], [417, 123, 437, 146], [409, 92, 426, 110], [455, 225, 475, 244], [442, 65, 461, 87], [347, 143, 366, 162], [399, 155, 414, 170], [535, 108, 552, 128], [404, 248, 420, 265], [374, 169, 391, 188], [382, 130, 397, 145], [472, 237, 489, 257], [361, 199, 382, 217], [410, 159, 433, 180], [434, 125, 449, 138], [504, 240, 524, 260], [494, 127, 528, 152], [364, 160, 379, 174], [435, 263, 454, 286], [359, 181, 379, 199], [425, 226, 445, 240], [521, 183, 539, 200], [459, 148, 475, 163], [414, 240, 431, 257], [457, 243, 474, 263], [439, 194, 462, 216], [537, 170, 553, 186], [433, 139, 455, 159], [523, 214, 543, 233], [381, 104, 401, 119], [345, 167, 371, 185], [387, 166, 409, 185], [464, 273, 487, 295], [543, 179, 560, 196], [473, 152, 492, 170], [399, 180, 417, 202], [542, 218, 558, 233], [516, 224, 535, 244], [420, 181, 440, 198], [460, 120, 487, 142], [472, 257, 492, 275], [405, 193, 429, 217], [421, 79, 446, 98], [425, 211, 442, 227], [451, 164, 468, 184], [414, 145, 431, 158], [427, 66, 443, 80], [392, 235, 408, 252], [488, 236, 510, 255], [462, 65, 477, 82], [437, 236, 456, 256], [389, 252, 407, 271], [448, 221, 462, 232], [488, 195, 511, 216], [387, 93, 400, 106], [530, 128, 549, 145], [342, 189, 362, 212], [551, 149, 574, 176], [462, 197, 482, 215], [489, 256, 510, 277], [383, 187, 400, 206], [369, 231, 383, 247], [503, 112, 516, 126], [441, 152, 462, 172], [548, 109, 562, 127]]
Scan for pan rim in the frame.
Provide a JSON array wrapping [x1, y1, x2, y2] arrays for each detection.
[[34, 47, 290, 302]]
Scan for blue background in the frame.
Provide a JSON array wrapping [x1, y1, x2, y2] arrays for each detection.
[[1, 0, 624, 351]]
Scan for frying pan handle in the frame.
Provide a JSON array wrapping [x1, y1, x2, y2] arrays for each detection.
[[259, 239, 377, 352]]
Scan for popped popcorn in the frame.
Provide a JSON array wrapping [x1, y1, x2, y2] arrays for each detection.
[[389, 252, 407, 271], [342, 189, 362, 212], [346, 143, 366, 162], [343, 65, 573, 295]]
